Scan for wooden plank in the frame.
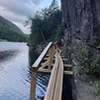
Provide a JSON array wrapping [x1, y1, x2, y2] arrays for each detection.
[[44, 52, 64, 100], [40, 63, 54, 67], [38, 68, 51, 73], [38, 63, 73, 75], [38, 69, 73, 75], [30, 71, 37, 100], [53, 53, 64, 100], [44, 57, 67, 61], [64, 71, 73, 75], [44, 57, 52, 60], [32, 42, 52, 68], [64, 64, 72, 67], [47, 46, 56, 69], [44, 52, 59, 100]]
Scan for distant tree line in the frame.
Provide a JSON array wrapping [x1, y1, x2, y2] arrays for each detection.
[[0, 25, 29, 42]]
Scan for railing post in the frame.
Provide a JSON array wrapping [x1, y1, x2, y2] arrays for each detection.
[[30, 69, 37, 100]]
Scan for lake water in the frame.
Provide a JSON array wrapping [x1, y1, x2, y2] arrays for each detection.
[[0, 42, 48, 100]]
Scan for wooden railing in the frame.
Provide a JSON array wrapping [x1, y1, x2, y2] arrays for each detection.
[[44, 51, 64, 100], [30, 42, 53, 100], [30, 42, 73, 100], [32, 42, 53, 68]]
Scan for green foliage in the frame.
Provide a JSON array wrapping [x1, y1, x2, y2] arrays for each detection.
[[89, 59, 100, 75], [78, 47, 100, 75], [30, 5, 64, 47], [78, 47, 89, 73], [96, 80, 100, 97], [0, 16, 29, 42], [0, 29, 28, 42]]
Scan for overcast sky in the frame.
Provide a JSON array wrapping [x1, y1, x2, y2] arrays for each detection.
[[0, 0, 60, 34]]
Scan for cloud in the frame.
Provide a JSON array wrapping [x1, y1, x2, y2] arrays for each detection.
[[0, 0, 42, 34], [0, 0, 60, 34], [0, 0, 39, 16]]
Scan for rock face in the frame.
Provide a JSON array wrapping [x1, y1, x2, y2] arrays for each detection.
[[61, 1, 100, 100], [61, 0, 100, 60]]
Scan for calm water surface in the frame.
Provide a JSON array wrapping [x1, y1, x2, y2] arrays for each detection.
[[0, 42, 48, 100]]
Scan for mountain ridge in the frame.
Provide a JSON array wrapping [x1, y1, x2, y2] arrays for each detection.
[[0, 16, 28, 42]]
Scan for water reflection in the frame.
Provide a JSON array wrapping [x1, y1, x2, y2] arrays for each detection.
[[0, 42, 48, 100], [36, 73, 50, 99]]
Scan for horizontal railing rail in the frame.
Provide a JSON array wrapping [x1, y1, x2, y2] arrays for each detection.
[[32, 42, 53, 68]]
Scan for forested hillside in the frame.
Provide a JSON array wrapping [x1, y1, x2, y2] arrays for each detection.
[[0, 16, 28, 42]]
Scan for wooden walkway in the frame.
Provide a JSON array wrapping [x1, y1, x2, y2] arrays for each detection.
[[30, 42, 73, 100]]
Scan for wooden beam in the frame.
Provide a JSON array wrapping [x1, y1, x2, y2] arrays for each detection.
[[32, 42, 52, 68], [40, 62, 71, 69], [38, 68, 73, 75], [64, 64, 72, 67], [44, 52, 64, 100], [30, 71, 37, 100], [44, 52, 59, 100], [64, 71, 73, 75], [53, 53, 64, 100], [40, 63, 54, 67], [46, 46, 56, 69], [38, 68, 51, 73], [44, 57, 67, 61]]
